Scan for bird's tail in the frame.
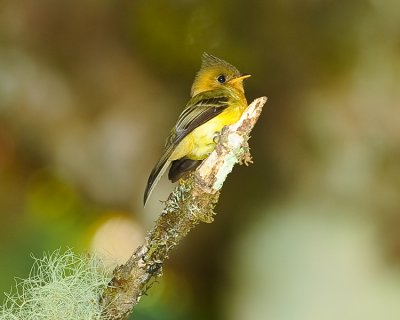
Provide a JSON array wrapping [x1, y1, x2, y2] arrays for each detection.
[[143, 146, 174, 206]]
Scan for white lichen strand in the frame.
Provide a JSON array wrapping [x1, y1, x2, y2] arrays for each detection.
[[212, 151, 237, 190], [212, 132, 244, 190], [0, 249, 111, 320]]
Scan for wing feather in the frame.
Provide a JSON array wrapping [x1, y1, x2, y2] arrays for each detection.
[[168, 93, 229, 147], [144, 90, 230, 205]]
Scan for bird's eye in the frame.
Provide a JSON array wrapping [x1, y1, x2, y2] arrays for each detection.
[[217, 75, 226, 83]]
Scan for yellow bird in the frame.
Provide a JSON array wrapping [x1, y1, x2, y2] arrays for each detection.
[[144, 53, 250, 206]]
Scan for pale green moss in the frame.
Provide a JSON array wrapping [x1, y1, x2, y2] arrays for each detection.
[[1, 249, 111, 320]]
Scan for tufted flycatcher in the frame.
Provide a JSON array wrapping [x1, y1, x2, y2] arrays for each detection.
[[144, 53, 250, 206]]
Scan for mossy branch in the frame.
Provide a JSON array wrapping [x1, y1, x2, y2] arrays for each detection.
[[100, 96, 267, 320]]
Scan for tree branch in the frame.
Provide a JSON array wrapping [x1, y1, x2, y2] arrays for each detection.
[[100, 96, 268, 320]]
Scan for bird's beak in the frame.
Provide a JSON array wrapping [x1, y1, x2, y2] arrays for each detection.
[[229, 74, 251, 83]]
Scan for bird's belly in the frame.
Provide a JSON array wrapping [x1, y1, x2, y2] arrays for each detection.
[[184, 108, 242, 160]]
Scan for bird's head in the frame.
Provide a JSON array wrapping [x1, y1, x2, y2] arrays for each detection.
[[191, 52, 251, 97]]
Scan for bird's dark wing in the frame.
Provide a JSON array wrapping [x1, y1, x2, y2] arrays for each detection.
[[144, 90, 230, 206], [166, 91, 230, 147]]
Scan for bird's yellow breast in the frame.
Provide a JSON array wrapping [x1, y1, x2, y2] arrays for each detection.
[[171, 105, 244, 161]]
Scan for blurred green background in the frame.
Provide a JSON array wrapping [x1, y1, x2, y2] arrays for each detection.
[[1, 0, 400, 319]]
